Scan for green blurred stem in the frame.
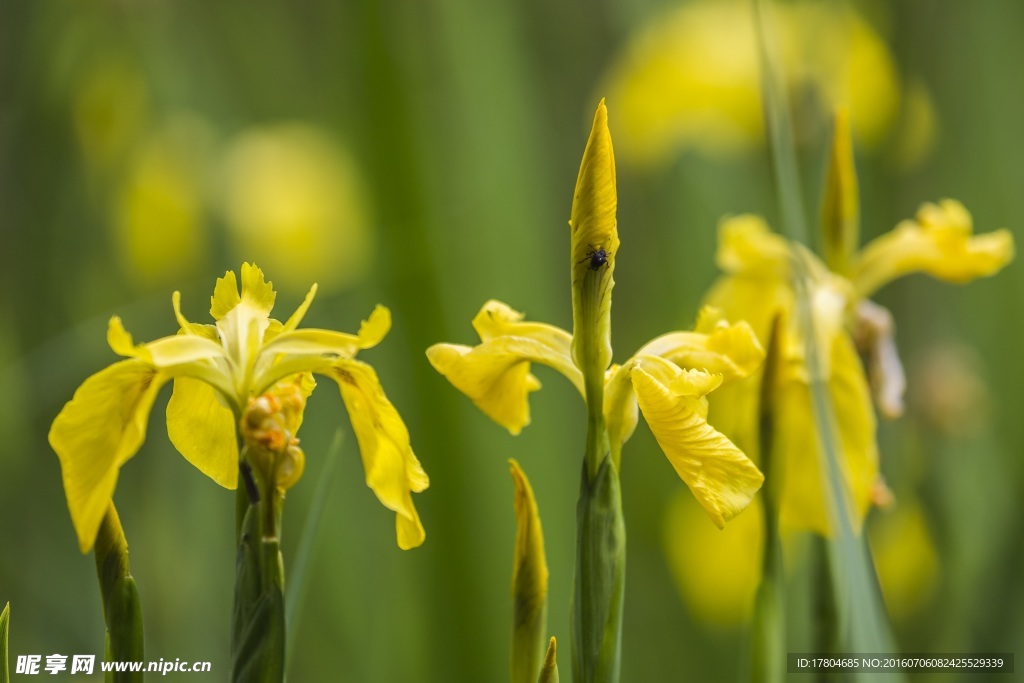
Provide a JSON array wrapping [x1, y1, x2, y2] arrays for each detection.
[[231, 447, 286, 683], [752, 0, 901, 672], [751, 317, 784, 683], [752, 0, 807, 244]]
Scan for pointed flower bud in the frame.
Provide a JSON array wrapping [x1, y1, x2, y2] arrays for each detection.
[[509, 460, 549, 683]]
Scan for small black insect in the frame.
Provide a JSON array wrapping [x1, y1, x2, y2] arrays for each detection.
[[579, 245, 611, 271]]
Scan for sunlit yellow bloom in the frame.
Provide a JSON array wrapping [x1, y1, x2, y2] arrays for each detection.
[[704, 202, 1013, 533], [50, 263, 427, 552], [429, 302, 765, 528], [598, 0, 904, 165]]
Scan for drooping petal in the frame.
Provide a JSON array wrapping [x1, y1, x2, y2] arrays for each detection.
[[49, 360, 169, 552], [427, 332, 583, 435], [166, 377, 239, 489], [852, 199, 1015, 299], [328, 359, 428, 549], [631, 356, 763, 528]]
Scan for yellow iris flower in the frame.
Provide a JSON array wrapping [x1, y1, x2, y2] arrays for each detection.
[[49, 263, 428, 552], [704, 202, 1013, 534], [428, 301, 766, 528]]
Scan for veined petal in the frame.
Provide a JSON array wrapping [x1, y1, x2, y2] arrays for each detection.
[[852, 199, 1015, 299], [631, 356, 763, 528], [252, 305, 391, 391], [427, 333, 583, 435], [49, 359, 169, 552], [166, 377, 239, 489], [328, 359, 428, 550], [212, 265, 278, 385], [716, 214, 792, 277]]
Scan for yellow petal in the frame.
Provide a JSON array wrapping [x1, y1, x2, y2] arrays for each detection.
[[253, 305, 392, 392], [852, 199, 1015, 299], [166, 377, 239, 489], [638, 309, 765, 382], [49, 360, 169, 552], [282, 283, 319, 333], [631, 356, 763, 527], [427, 331, 582, 435], [108, 317, 226, 368], [329, 359, 428, 549], [172, 291, 218, 339], [776, 333, 877, 534], [427, 303, 580, 434], [715, 214, 791, 277]]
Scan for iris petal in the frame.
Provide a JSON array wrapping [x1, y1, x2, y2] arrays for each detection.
[[631, 356, 763, 528], [328, 359, 428, 550], [49, 360, 169, 552], [853, 199, 1015, 299]]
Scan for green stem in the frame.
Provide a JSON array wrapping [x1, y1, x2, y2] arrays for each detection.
[[94, 505, 144, 683], [571, 457, 625, 683]]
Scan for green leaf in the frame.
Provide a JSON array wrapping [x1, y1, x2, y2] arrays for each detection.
[[286, 429, 343, 664]]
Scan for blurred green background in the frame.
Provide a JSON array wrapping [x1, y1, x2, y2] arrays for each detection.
[[1, 0, 1022, 680]]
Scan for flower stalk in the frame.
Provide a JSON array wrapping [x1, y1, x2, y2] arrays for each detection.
[[510, 460, 550, 683]]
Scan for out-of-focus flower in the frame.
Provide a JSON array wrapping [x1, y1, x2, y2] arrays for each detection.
[[221, 124, 373, 293], [869, 499, 940, 620], [909, 343, 991, 437], [663, 490, 764, 626], [599, 0, 907, 165], [50, 264, 427, 552], [704, 203, 1012, 534], [113, 114, 214, 286]]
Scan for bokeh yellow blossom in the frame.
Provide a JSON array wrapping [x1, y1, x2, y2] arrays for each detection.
[[221, 124, 373, 293], [599, 0, 904, 165]]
